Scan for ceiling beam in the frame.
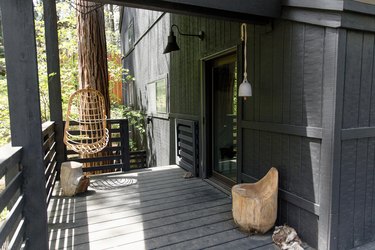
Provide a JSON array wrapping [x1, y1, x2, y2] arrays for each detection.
[[88, 0, 280, 23]]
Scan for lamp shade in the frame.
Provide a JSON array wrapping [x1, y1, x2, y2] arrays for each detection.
[[163, 31, 180, 54], [238, 78, 252, 97]]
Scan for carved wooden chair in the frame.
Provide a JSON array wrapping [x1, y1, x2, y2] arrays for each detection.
[[232, 167, 279, 233]]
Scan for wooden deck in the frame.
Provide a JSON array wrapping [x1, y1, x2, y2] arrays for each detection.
[[47, 165, 277, 250]]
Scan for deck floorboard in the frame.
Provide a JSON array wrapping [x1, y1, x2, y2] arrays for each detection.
[[48, 165, 275, 250]]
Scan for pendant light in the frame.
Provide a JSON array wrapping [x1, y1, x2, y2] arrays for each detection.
[[163, 24, 204, 54], [238, 23, 252, 100]]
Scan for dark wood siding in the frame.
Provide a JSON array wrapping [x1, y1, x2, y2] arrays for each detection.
[[121, 8, 171, 167], [338, 30, 375, 249], [239, 21, 332, 249], [168, 18, 328, 248], [169, 15, 240, 116], [120, 7, 375, 249]]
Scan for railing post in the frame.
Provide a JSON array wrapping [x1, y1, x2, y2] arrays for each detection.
[[0, 0, 49, 248], [120, 119, 130, 172], [43, 0, 64, 172]]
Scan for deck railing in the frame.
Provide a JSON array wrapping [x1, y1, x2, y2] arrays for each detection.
[[64, 119, 147, 173], [0, 118, 147, 249], [42, 118, 147, 185], [42, 122, 59, 205], [0, 145, 26, 249]]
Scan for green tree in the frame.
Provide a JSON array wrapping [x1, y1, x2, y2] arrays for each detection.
[[0, 1, 126, 146]]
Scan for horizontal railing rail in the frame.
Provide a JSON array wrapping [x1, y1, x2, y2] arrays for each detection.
[[42, 121, 58, 205], [130, 150, 147, 169], [0, 145, 26, 249]]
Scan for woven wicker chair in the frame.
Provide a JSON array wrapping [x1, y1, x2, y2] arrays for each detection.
[[63, 88, 109, 154]]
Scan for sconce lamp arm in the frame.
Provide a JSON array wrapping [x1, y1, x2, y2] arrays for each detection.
[[171, 24, 204, 40]]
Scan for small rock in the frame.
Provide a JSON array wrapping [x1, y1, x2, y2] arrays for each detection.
[[272, 225, 304, 250], [183, 172, 193, 179]]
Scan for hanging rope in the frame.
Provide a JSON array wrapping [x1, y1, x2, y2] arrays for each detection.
[[241, 23, 247, 81]]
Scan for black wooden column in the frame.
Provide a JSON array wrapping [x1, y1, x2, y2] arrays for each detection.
[[319, 28, 341, 250], [0, 0, 49, 249], [121, 119, 130, 171], [43, 0, 64, 165]]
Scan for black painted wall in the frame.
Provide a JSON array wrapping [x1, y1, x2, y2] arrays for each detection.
[[336, 29, 375, 250], [239, 21, 331, 249], [121, 8, 171, 167], [121, 6, 375, 249]]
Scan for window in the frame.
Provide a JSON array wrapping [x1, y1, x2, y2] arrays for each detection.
[[156, 78, 167, 113], [147, 75, 168, 118], [126, 79, 134, 107], [123, 19, 134, 55]]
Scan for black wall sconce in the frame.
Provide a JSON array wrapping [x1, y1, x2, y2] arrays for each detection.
[[163, 24, 204, 54]]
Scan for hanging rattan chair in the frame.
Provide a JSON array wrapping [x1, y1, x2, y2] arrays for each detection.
[[63, 87, 109, 154]]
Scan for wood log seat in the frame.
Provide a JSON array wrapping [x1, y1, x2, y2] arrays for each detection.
[[60, 161, 90, 196], [232, 167, 278, 233]]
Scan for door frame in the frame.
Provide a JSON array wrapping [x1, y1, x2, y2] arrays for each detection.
[[199, 45, 242, 180]]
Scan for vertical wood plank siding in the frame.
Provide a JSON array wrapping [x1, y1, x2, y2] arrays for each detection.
[[122, 11, 330, 247], [120, 9, 375, 248], [338, 30, 375, 249], [240, 20, 330, 248], [169, 15, 240, 116], [122, 8, 171, 167]]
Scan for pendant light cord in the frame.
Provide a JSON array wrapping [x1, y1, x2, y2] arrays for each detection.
[[241, 23, 247, 80]]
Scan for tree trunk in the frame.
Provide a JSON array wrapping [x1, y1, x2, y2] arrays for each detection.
[[76, 0, 110, 117], [76, 1, 111, 175]]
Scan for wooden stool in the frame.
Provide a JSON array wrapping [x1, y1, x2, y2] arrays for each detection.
[[60, 161, 89, 196], [232, 167, 278, 233]]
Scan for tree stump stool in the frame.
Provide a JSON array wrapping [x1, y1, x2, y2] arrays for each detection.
[[60, 161, 90, 196], [232, 167, 278, 233]]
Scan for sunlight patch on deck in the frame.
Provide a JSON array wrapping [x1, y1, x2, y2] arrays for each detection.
[[47, 165, 274, 250]]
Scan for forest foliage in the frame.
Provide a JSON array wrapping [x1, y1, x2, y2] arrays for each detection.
[[0, 2, 143, 147]]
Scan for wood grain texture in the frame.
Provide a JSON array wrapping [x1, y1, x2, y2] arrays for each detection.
[[282, 21, 292, 125], [319, 27, 342, 250], [338, 140, 357, 250], [239, 21, 330, 249], [48, 166, 275, 250], [337, 138, 375, 248], [232, 167, 278, 233], [119, 9, 375, 249], [76, 1, 110, 116], [259, 31, 273, 122], [282, 7, 341, 28], [354, 139, 368, 247], [358, 33, 374, 127], [337, 28, 375, 249], [0, 0, 49, 248], [106, 0, 275, 22], [303, 25, 323, 128], [272, 21, 284, 124], [42, 0, 64, 172], [365, 138, 375, 242], [290, 23, 304, 126], [342, 30, 363, 129]]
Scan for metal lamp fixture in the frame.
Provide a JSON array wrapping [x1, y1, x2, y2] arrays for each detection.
[[163, 24, 204, 54], [238, 23, 252, 100]]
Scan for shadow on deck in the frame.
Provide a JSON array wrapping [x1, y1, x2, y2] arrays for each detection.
[[47, 165, 277, 250]]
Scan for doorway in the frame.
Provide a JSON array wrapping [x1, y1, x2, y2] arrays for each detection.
[[204, 52, 238, 187]]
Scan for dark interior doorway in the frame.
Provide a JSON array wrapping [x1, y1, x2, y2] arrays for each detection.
[[205, 52, 238, 187]]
